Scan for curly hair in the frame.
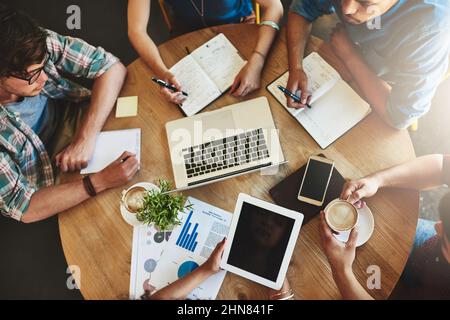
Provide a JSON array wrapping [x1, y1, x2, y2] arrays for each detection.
[[0, 4, 48, 77]]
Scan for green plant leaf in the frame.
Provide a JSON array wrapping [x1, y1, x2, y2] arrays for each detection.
[[136, 179, 192, 231]]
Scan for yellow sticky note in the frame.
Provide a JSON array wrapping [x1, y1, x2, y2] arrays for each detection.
[[116, 96, 138, 118]]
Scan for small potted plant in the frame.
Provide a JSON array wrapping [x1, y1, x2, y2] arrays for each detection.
[[136, 179, 192, 231]]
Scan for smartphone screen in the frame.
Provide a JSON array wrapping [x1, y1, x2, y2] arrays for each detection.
[[299, 159, 333, 202]]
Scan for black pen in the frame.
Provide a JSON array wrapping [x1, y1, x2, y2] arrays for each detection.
[[277, 85, 311, 109], [151, 77, 188, 96]]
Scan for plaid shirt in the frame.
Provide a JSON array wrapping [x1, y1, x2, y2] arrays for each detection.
[[0, 29, 119, 221]]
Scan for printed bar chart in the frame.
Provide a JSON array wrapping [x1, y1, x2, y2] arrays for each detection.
[[176, 210, 199, 252]]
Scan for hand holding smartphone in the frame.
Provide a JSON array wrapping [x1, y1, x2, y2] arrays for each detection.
[[298, 155, 335, 206]]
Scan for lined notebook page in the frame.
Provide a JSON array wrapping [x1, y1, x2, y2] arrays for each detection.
[[192, 33, 246, 92], [296, 81, 371, 149], [170, 55, 221, 117]]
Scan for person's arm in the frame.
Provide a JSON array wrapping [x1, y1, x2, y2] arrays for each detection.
[[285, 0, 334, 108], [285, 12, 312, 108], [127, 0, 185, 104], [21, 152, 139, 223], [56, 63, 127, 172], [128, 0, 166, 79], [329, 24, 392, 124], [230, 0, 283, 97], [150, 238, 226, 300], [341, 155, 445, 206], [44, 30, 128, 172], [319, 212, 374, 300]]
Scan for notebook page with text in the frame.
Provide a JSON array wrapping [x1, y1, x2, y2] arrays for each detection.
[[296, 80, 371, 149], [170, 55, 221, 116], [267, 52, 341, 117], [192, 33, 246, 92]]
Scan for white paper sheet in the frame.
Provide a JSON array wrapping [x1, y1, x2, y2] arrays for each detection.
[[150, 197, 232, 300], [80, 128, 141, 174], [129, 224, 172, 300]]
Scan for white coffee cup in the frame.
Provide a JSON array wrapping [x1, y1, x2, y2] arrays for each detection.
[[120, 182, 159, 226], [324, 199, 358, 233]]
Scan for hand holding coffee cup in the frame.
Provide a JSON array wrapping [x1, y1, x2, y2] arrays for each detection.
[[340, 177, 380, 209], [319, 211, 359, 273]]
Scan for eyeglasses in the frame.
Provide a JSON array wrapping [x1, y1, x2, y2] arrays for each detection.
[[9, 52, 50, 85]]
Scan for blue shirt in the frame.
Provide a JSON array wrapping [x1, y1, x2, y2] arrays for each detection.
[[166, 0, 253, 31], [290, 0, 450, 128], [5, 94, 49, 135]]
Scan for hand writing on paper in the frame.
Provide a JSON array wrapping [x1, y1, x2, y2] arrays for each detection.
[[159, 71, 187, 105], [286, 67, 311, 109], [90, 151, 139, 192]]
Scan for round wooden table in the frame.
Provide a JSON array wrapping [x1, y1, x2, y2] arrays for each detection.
[[59, 24, 419, 300]]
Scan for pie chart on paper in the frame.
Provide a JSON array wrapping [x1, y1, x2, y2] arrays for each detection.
[[177, 261, 199, 278]]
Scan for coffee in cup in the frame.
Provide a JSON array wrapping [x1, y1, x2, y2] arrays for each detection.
[[122, 186, 147, 213], [324, 199, 358, 232]]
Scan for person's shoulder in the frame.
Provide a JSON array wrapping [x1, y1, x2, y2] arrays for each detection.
[[411, 0, 450, 31]]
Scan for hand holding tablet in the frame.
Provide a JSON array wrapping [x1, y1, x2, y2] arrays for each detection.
[[220, 194, 304, 290]]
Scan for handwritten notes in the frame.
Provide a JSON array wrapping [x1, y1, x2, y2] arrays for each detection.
[[170, 33, 246, 116]]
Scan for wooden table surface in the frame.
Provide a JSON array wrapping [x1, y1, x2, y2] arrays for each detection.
[[59, 24, 419, 300]]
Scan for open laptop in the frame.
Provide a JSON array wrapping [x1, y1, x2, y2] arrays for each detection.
[[165, 97, 285, 190]]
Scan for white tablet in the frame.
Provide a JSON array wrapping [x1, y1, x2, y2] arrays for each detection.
[[220, 193, 304, 290]]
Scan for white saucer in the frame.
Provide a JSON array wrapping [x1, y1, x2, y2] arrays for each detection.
[[333, 204, 375, 247], [120, 182, 159, 226]]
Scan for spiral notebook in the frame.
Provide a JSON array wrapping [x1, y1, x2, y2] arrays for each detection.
[[170, 33, 246, 116], [267, 52, 371, 149]]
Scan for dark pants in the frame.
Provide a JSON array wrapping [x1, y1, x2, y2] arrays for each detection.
[[40, 99, 88, 177]]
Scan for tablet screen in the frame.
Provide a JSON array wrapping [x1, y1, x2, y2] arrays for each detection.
[[227, 201, 295, 282]]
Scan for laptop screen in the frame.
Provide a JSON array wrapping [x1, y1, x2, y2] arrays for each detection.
[[227, 201, 295, 281]]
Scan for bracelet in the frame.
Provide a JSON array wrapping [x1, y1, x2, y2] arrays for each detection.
[[83, 175, 97, 197], [269, 288, 294, 300], [259, 20, 280, 31], [277, 293, 295, 300], [252, 49, 267, 61]]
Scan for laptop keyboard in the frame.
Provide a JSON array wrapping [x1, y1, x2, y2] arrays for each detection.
[[182, 128, 270, 179]]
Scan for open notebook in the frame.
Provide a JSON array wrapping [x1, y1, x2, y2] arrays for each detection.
[[170, 33, 246, 116], [267, 52, 371, 149]]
